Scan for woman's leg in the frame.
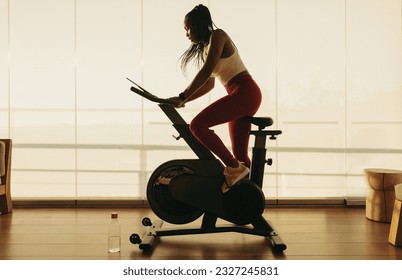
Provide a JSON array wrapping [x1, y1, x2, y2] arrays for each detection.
[[190, 75, 261, 168], [229, 118, 252, 168], [190, 94, 242, 167]]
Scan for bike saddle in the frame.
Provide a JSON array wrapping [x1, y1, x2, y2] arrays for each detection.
[[242, 116, 273, 130]]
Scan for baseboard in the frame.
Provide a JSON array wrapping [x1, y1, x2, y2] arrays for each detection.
[[13, 198, 149, 208], [12, 197, 365, 208]]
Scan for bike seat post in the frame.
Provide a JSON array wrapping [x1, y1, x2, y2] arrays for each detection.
[[249, 131, 268, 188]]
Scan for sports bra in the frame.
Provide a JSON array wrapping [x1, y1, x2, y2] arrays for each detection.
[[204, 44, 247, 86]]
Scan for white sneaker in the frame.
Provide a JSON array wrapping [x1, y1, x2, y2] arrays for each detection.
[[221, 161, 249, 193]]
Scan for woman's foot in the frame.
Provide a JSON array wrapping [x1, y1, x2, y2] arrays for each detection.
[[221, 161, 249, 193]]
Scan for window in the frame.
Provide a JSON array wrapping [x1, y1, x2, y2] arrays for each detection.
[[1, 0, 401, 203]]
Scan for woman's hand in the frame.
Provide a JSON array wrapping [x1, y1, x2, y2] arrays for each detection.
[[168, 96, 185, 108]]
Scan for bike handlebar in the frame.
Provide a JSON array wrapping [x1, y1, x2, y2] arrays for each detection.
[[127, 78, 178, 105]]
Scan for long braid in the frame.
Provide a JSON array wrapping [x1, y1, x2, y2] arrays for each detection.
[[180, 5, 216, 75]]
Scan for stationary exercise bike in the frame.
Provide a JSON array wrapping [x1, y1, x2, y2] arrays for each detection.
[[127, 78, 286, 252]]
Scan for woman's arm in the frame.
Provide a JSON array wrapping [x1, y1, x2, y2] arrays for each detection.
[[170, 77, 214, 108], [183, 76, 215, 102]]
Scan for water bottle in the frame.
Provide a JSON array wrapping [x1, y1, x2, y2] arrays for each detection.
[[108, 212, 121, 253]]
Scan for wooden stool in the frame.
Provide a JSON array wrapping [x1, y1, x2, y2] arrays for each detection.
[[364, 168, 402, 223], [389, 184, 402, 246], [0, 139, 13, 214]]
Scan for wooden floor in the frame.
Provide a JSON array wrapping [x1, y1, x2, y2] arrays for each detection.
[[0, 206, 401, 260]]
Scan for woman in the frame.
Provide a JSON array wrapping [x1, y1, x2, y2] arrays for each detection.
[[171, 4, 262, 193]]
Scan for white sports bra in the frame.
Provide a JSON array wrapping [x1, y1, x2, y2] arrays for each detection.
[[204, 44, 247, 85]]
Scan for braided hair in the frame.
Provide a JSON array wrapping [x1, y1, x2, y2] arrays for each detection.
[[180, 4, 216, 74]]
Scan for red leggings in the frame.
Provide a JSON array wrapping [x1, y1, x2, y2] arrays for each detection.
[[189, 75, 262, 168]]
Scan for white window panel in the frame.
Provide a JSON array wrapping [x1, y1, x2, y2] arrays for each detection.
[[278, 174, 346, 197], [346, 0, 402, 148], [76, 111, 141, 145], [77, 148, 141, 172], [277, 0, 345, 147], [13, 147, 75, 171], [77, 172, 140, 198], [0, 112, 8, 136], [9, 0, 75, 110], [12, 171, 76, 198], [76, 0, 141, 110], [0, 0, 8, 117], [10, 111, 76, 144]]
